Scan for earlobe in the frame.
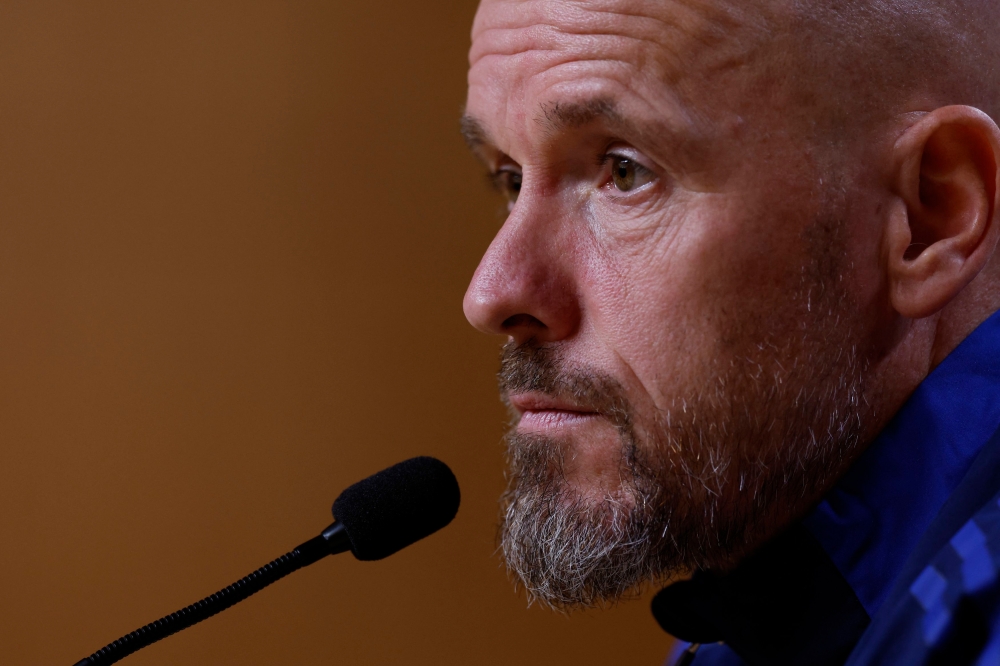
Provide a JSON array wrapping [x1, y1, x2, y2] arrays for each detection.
[[886, 106, 1000, 319]]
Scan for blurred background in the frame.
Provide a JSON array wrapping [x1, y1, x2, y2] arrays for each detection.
[[0, 2, 671, 664]]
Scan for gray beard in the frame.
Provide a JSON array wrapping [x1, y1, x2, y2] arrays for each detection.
[[500, 429, 668, 608], [497, 324, 869, 610]]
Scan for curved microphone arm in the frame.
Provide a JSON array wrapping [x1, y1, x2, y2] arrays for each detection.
[[72, 456, 460, 665], [73, 523, 350, 666]]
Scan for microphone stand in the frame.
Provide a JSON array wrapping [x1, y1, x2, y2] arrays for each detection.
[[74, 523, 349, 666]]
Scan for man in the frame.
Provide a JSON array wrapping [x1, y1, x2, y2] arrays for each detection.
[[459, 0, 1000, 663]]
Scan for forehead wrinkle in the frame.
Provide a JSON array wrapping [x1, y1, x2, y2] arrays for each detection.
[[469, 62, 719, 177], [472, 0, 749, 45], [467, 0, 783, 180], [468, 0, 772, 163], [470, 0, 767, 83], [549, 50, 720, 147], [469, 41, 724, 152]]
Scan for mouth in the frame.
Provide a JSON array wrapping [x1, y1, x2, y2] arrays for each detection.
[[507, 392, 603, 433]]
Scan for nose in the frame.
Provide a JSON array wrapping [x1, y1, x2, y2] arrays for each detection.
[[463, 199, 581, 345]]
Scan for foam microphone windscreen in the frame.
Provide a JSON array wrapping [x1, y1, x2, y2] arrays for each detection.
[[331, 456, 461, 561]]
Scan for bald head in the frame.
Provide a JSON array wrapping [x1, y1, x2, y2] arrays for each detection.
[[763, 0, 1000, 137]]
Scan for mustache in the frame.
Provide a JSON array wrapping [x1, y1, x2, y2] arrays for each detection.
[[497, 341, 632, 431]]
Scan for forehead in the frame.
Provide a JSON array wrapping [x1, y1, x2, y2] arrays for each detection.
[[467, 0, 772, 151]]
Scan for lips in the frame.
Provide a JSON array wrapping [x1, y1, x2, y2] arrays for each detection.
[[507, 392, 602, 432]]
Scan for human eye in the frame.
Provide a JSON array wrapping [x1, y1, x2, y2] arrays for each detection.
[[601, 149, 657, 194], [488, 165, 522, 210]]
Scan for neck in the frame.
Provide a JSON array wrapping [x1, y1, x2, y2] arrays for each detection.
[[865, 272, 1000, 447]]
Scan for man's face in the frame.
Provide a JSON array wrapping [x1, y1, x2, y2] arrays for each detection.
[[463, 0, 883, 607]]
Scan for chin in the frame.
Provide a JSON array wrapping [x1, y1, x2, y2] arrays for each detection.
[[513, 418, 628, 492]]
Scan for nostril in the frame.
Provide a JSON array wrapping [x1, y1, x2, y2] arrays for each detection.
[[502, 313, 547, 331]]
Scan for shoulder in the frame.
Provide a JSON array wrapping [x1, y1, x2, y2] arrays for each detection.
[[848, 486, 1000, 665]]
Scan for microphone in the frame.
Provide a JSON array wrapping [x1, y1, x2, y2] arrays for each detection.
[[73, 456, 460, 666]]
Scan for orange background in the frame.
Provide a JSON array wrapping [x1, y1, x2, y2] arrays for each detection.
[[0, 2, 671, 664]]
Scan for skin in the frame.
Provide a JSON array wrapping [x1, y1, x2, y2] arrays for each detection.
[[462, 0, 1000, 565]]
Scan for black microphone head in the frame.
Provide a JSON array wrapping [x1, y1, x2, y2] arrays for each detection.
[[331, 456, 460, 561]]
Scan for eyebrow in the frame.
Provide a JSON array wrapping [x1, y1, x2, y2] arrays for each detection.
[[459, 113, 490, 152], [538, 98, 625, 134], [460, 96, 649, 155]]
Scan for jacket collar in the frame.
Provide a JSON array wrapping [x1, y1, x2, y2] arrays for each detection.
[[652, 525, 868, 666]]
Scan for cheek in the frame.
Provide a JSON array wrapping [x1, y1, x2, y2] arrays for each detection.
[[580, 209, 723, 407], [579, 195, 811, 407]]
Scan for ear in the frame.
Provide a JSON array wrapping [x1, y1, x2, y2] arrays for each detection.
[[886, 105, 1000, 319]]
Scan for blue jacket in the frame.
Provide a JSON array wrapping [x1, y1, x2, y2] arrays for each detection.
[[653, 310, 1000, 665]]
